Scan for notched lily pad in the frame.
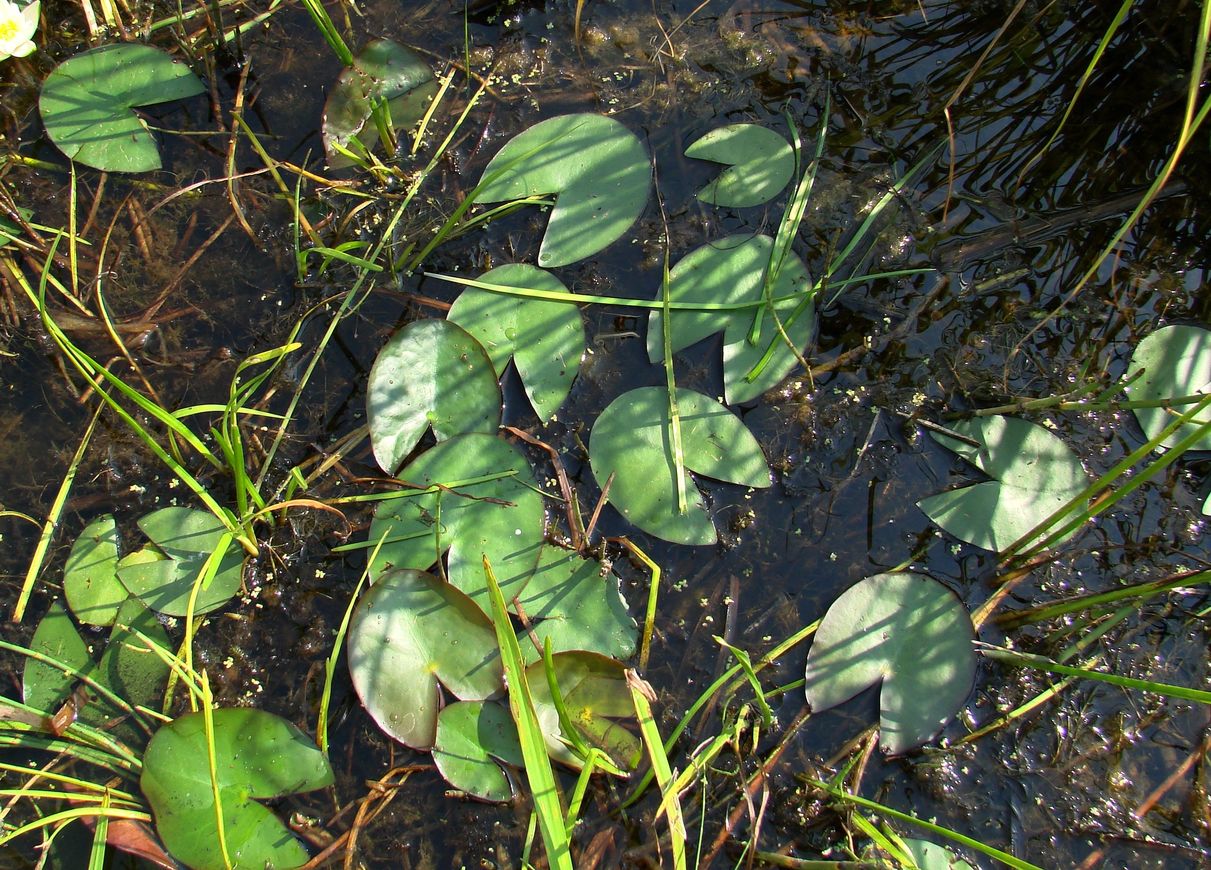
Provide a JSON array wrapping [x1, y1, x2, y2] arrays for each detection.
[[348, 568, 503, 750], [474, 113, 650, 267], [63, 514, 125, 626], [917, 415, 1089, 552], [589, 386, 770, 545], [446, 264, 585, 421], [115, 507, 244, 616], [367, 319, 502, 476], [432, 700, 523, 802], [322, 38, 438, 163], [39, 44, 206, 173], [1125, 323, 1211, 452], [803, 572, 976, 755], [367, 433, 544, 603], [647, 234, 813, 404], [141, 708, 333, 870], [687, 124, 794, 208]]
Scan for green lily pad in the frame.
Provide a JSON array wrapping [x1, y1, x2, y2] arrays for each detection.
[[1125, 324, 1211, 452], [348, 569, 503, 750], [446, 264, 585, 421], [141, 707, 333, 870], [647, 234, 813, 404], [526, 651, 640, 771], [367, 433, 544, 606], [589, 386, 771, 545], [367, 319, 502, 476], [687, 124, 794, 208], [432, 700, 523, 802], [23, 601, 92, 713], [902, 839, 976, 870], [39, 44, 206, 173], [474, 113, 651, 268], [803, 572, 976, 755], [63, 514, 125, 626], [917, 415, 1089, 552], [0, 207, 32, 249], [115, 507, 245, 616], [322, 38, 438, 163], [515, 548, 636, 665]]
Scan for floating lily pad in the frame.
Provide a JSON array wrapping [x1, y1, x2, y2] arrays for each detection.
[[367, 319, 502, 476], [63, 514, 125, 626], [81, 597, 171, 745], [803, 572, 976, 755], [432, 700, 523, 802], [367, 433, 544, 604], [475, 113, 650, 267], [1125, 324, 1211, 452], [446, 264, 585, 421], [115, 507, 244, 616], [647, 235, 813, 404], [515, 548, 636, 664], [526, 651, 640, 771], [917, 416, 1089, 552], [589, 386, 770, 545], [687, 124, 794, 208], [322, 38, 438, 163], [0, 207, 32, 249], [348, 568, 503, 750], [23, 601, 92, 713], [141, 707, 333, 870], [39, 44, 206, 173]]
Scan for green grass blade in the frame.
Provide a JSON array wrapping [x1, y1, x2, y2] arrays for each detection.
[[628, 671, 686, 870]]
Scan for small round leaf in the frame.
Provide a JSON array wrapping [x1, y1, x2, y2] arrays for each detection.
[[432, 700, 523, 802], [686, 124, 794, 208]]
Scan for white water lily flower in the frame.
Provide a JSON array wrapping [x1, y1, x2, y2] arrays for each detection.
[[0, 0, 38, 61]]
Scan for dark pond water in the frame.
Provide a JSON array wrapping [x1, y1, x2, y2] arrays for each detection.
[[1, 0, 1209, 867]]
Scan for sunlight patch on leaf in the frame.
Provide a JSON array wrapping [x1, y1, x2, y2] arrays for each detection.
[[1125, 323, 1211, 452], [687, 124, 794, 208]]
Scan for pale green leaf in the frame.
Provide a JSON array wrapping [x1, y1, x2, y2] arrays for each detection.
[[589, 386, 770, 545], [63, 514, 124, 626], [803, 572, 975, 755], [1125, 323, 1211, 451], [475, 114, 650, 267], [687, 124, 794, 208]]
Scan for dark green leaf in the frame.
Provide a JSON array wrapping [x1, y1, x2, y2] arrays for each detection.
[[475, 114, 650, 267], [348, 569, 502, 749], [39, 45, 206, 172], [589, 386, 770, 545], [141, 708, 333, 870], [23, 601, 91, 713], [803, 572, 975, 755], [686, 124, 794, 208], [647, 235, 813, 403], [367, 319, 502, 476], [431, 700, 523, 802], [81, 597, 170, 742], [446, 264, 585, 421], [322, 39, 438, 163], [917, 416, 1088, 552]]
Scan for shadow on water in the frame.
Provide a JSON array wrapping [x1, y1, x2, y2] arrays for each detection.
[[1, 0, 1209, 867]]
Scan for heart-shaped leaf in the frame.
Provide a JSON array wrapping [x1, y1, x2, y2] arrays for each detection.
[[115, 507, 244, 616], [140, 708, 333, 870], [367, 433, 544, 605], [432, 700, 523, 802], [23, 601, 91, 713], [515, 548, 636, 664], [589, 386, 771, 545], [322, 38, 438, 163], [1125, 323, 1211, 452], [686, 124, 794, 208], [348, 568, 503, 750], [646, 234, 813, 404], [474, 113, 650, 267], [367, 319, 502, 475], [446, 264, 585, 421], [526, 651, 640, 770], [803, 572, 975, 755], [63, 514, 125, 626], [917, 415, 1089, 552], [39, 44, 206, 173]]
